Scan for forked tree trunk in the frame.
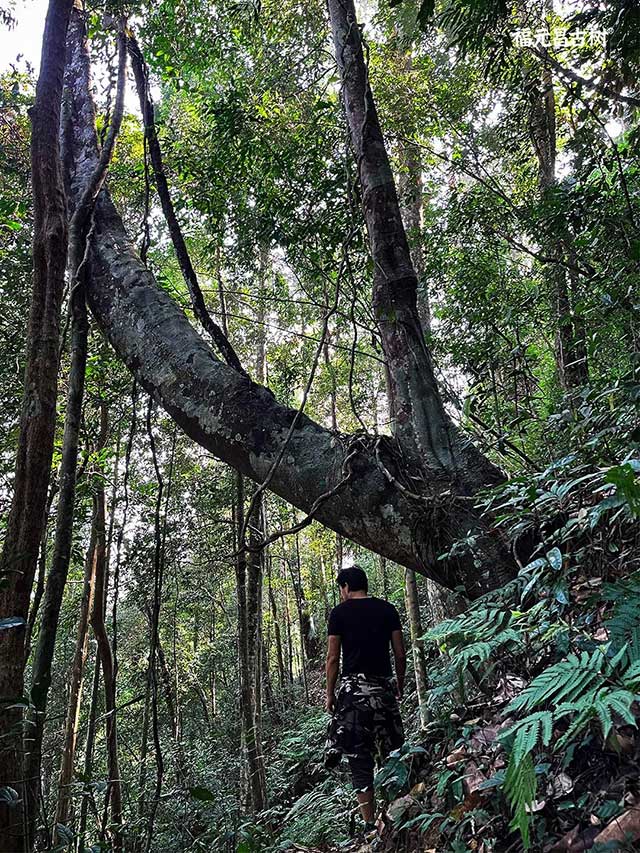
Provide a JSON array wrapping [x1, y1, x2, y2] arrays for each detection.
[[0, 3, 73, 846], [63, 4, 515, 597], [327, 0, 498, 487]]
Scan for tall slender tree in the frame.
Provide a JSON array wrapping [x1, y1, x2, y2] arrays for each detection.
[[25, 23, 127, 844], [0, 3, 74, 846]]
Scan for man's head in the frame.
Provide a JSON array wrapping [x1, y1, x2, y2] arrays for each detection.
[[337, 565, 368, 601]]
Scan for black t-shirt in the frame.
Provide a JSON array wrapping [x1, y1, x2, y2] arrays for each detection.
[[327, 596, 401, 677]]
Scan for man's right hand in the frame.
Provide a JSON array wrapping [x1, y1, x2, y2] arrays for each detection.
[[325, 694, 335, 714]]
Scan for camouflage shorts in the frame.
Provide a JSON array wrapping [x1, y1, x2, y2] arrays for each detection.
[[324, 673, 404, 769]]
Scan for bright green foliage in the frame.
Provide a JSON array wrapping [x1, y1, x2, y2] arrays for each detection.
[[506, 650, 606, 714]]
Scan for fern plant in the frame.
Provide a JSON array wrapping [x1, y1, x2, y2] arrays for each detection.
[[503, 754, 536, 849], [422, 606, 524, 703], [499, 643, 639, 848]]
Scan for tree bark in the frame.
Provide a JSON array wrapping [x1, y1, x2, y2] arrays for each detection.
[[293, 535, 320, 666], [157, 640, 188, 785], [63, 4, 514, 597], [0, 3, 73, 846], [76, 649, 101, 853], [397, 57, 430, 336], [25, 483, 57, 659], [142, 401, 172, 853], [268, 583, 286, 694], [23, 25, 126, 844]]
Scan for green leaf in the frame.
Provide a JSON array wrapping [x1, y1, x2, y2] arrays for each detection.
[[500, 712, 553, 764], [504, 754, 536, 849], [605, 463, 640, 516], [546, 547, 562, 570], [400, 811, 444, 830], [622, 660, 640, 686], [0, 787, 19, 804], [55, 823, 74, 846]]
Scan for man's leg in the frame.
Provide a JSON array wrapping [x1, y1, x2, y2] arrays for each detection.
[[347, 754, 376, 825]]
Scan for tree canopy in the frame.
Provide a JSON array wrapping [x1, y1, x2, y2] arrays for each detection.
[[0, 0, 639, 851]]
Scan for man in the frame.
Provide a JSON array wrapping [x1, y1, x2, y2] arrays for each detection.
[[324, 565, 406, 836]]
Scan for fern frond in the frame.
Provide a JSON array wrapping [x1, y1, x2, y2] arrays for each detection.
[[622, 660, 640, 687], [606, 642, 629, 674], [451, 628, 523, 670], [501, 712, 553, 765], [422, 608, 511, 647], [556, 703, 595, 749], [452, 641, 493, 668], [596, 689, 637, 736], [504, 753, 536, 850], [507, 652, 603, 714], [605, 601, 640, 653], [594, 697, 615, 740]]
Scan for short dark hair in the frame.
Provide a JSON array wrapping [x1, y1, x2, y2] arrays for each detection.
[[336, 565, 368, 593]]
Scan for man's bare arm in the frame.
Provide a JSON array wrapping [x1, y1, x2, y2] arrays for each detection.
[[391, 629, 406, 698], [326, 634, 341, 712]]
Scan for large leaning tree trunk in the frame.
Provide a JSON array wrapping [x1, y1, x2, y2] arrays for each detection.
[[0, 1, 73, 849], [64, 6, 513, 599]]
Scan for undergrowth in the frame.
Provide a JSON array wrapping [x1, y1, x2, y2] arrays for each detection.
[[235, 376, 640, 852]]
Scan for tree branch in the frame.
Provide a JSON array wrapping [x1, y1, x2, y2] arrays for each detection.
[[127, 32, 246, 375]]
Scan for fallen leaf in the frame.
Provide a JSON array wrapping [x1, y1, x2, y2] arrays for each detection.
[[594, 806, 640, 846], [446, 748, 466, 766], [462, 760, 487, 795], [387, 794, 415, 822], [545, 825, 599, 852], [547, 771, 574, 798]]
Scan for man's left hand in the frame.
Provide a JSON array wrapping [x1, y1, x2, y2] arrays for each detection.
[[325, 694, 335, 713]]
